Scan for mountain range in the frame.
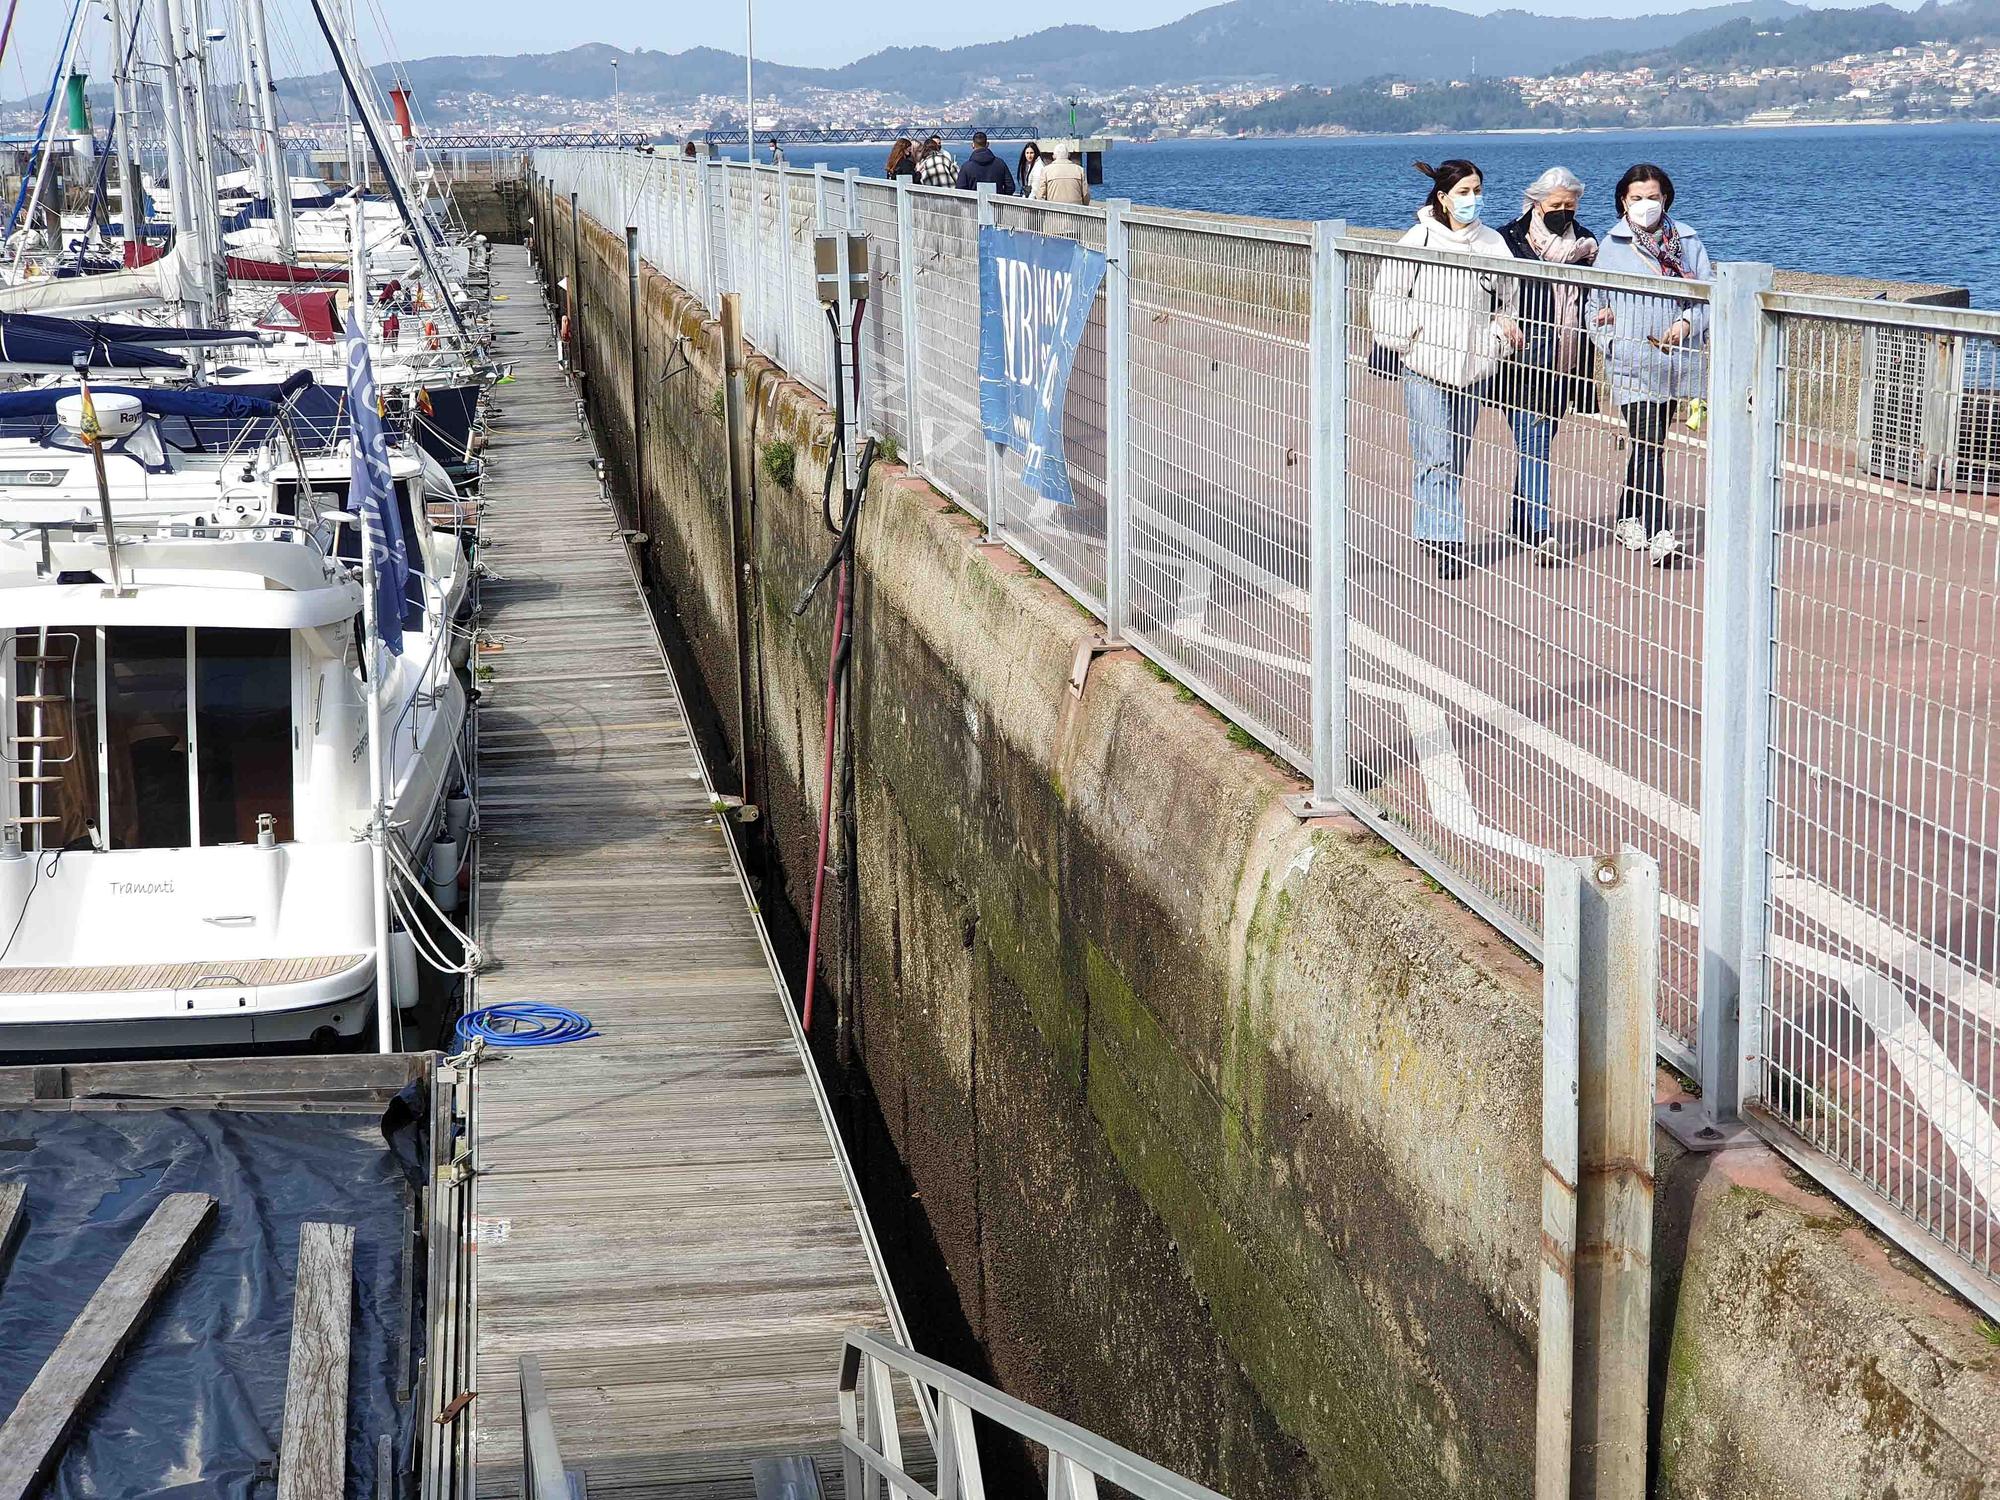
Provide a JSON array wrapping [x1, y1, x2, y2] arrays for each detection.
[[318, 0, 1823, 103]]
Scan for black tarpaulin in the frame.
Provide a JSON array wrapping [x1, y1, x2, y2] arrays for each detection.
[[0, 1109, 416, 1498]]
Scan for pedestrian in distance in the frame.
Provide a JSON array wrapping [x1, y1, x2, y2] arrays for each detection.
[[1016, 141, 1042, 196], [1495, 165, 1598, 569], [955, 132, 1017, 194], [1366, 159, 1523, 581], [1030, 145, 1089, 205], [768, 137, 786, 166], [886, 138, 918, 179], [1586, 162, 1713, 567], [914, 135, 959, 187], [682, 141, 698, 160]]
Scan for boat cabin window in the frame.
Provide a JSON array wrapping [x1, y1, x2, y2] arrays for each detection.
[[196, 629, 294, 845], [105, 627, 192, 850], [8, 627, 294, 852]]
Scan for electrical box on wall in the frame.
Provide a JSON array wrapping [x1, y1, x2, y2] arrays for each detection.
[[814, 234, 869, 305]]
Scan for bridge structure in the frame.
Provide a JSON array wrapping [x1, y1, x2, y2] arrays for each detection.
[[695, 121, 1046, 147]]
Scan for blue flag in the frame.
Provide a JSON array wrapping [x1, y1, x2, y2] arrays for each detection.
[[977, 225, 1107, 507], [342, 305, 407, 656]]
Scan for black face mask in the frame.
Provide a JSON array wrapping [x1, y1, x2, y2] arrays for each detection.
[[1540, 208, 1575, 236]]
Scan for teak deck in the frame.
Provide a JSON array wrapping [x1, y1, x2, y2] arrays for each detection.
[[468, 246, 904, 1497]]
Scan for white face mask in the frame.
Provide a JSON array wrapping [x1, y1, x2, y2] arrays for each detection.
[[1627, 198, 1664, 230]]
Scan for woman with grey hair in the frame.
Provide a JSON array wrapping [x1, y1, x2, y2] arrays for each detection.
[[1495, 166, 1598, 567]]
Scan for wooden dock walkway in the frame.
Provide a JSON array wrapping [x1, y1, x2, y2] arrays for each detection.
[[467, 245, 906, 1497]]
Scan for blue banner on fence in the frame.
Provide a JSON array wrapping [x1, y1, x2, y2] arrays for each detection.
[[977, 225, 1107, 508]]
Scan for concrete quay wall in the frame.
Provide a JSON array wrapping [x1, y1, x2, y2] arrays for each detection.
[[534, 178, 2000, 1499]]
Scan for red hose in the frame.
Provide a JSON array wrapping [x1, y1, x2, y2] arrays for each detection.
[[799, 556, 849, 1033]]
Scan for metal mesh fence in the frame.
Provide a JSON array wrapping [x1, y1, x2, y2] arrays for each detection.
[[1124, 214, 1313, 766], [785, 173, 830, 400], [990, 198, 1111, 613], [530, 148, 2000, 1310], [906, 187, 987, 521], [853, 179, 910, 451], [1341, 242, 1711, 1053], [1761, 303, 2000, 1283]]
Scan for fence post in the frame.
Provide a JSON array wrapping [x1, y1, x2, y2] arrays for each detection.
[[568, 189, 585, 390], [1691, 260, 1780, 1137], [843, 167, 867, 439], [895, 178, 925, 474], [777, 166, 799, 373], [625, 221, 644, 530], [977, 181, 1003, 544], [1539, 850, 1658, 1500], [696, 152, 718, 312], [814, 164, 836, 397], [1103, 198, 1132, 644], [1305, 219, 1349, 812]]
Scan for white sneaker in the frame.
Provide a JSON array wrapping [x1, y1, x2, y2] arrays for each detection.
[[1648, 528, 1682, 565], [1613, 517, 1649, 552]]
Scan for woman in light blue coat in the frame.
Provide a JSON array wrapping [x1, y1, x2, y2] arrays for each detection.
[[1585, 163, 1712, 566]]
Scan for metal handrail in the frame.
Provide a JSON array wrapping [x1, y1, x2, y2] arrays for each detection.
[[837, 1329, 1231, 1500], [518, 1354, 569, 1500]]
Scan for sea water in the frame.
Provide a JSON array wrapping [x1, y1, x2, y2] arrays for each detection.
[[747, 122, 2000, 307]]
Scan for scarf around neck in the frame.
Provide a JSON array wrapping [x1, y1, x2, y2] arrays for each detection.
[[1526, 212, 1597, 372], [1632, 217, 1688, 278]]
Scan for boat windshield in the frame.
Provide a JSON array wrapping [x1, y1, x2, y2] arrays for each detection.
[[9, 627, 294, 852]]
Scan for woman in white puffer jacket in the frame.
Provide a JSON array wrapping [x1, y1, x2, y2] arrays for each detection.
[[1368, 160, 1524, 580]]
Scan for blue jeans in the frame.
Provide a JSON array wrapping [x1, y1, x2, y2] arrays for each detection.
[[1404, 374, 1479, 544], [1508, 408, 1554, 541]]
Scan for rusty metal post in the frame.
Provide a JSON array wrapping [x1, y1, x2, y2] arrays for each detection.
[[569, 190, 585, 390], [625, 222, 645, 532], [719, 293, 759, 817], [1539, 849, 1657, 1500], [1537, 855, 1581, 1500]]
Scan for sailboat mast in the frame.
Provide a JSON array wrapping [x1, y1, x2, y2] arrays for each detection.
[[242, 0, 293, 258], [150, 0, 201, 320], [105, 0, 145, 261], [165, 0, 225, 322]]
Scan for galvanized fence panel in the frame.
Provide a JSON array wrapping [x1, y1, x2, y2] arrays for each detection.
[[784, 172, 830, 401], [1338, 240, 1712, 1059], [905, 187, 987, 521], [853, 178, 910, 451], [1756, 294, 2000, 1300], [1122, 210, 1314, 767], [528, 148, 2000, 1313], [990, 197, 1112, 614]]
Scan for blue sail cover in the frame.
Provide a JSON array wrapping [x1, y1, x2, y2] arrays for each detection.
[[0, 319, 184, 370], [0, 314, 263, 370], [0, 371, 334, 450]]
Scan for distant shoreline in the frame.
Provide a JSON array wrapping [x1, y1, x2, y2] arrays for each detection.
[[1154, 115, 1992, 144]]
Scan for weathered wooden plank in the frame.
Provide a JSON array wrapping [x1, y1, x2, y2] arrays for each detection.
[[0, 1192, 216, 1500], [0, 1184, 24, 1284], [277, 1221, 357, 1500]]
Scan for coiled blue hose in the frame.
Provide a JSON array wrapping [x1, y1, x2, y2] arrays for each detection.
[[454, 1002, 598, 1048]]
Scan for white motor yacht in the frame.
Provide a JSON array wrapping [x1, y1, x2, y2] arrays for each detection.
[[0, 382, 468, 1052]]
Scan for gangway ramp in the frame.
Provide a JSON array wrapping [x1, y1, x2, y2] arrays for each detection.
[[467, 245, 909, 1496]]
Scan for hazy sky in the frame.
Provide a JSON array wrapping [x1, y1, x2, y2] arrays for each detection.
[[4, 0, 1930, 87]]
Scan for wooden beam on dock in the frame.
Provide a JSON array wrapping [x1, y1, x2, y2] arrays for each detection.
[[278, 1221, 357, 1500], [0, 1191, 216, 1500], [0, 1183, 24, 1284]]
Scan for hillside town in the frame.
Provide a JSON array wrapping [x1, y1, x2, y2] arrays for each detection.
[[384, 33, 2000, 138], [1516, 40, 2000, 123]]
